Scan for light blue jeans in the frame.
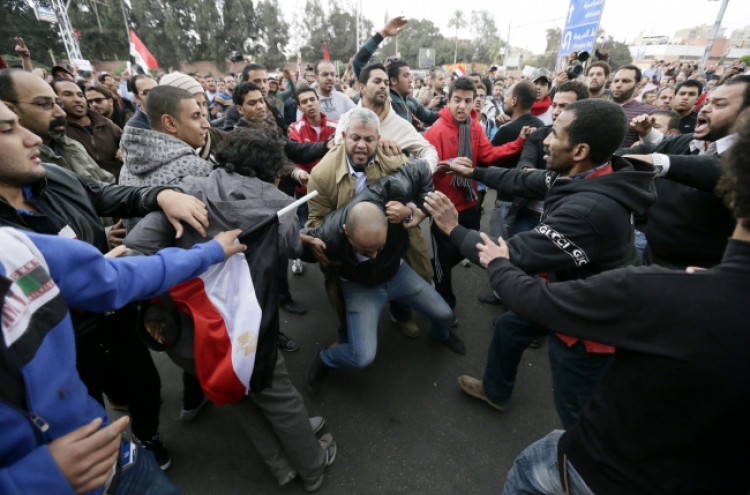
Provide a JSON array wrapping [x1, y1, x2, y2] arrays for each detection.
[[502, 430, 596, 495], [320, 263, 452, 369]]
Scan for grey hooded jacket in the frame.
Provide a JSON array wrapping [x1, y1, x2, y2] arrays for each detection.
[[120, 127, 213, 188]]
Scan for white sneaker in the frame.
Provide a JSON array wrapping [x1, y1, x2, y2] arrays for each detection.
[[292, 259, 304, 276]]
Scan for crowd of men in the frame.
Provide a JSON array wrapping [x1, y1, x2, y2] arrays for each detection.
[[2, 16, 750, 494]]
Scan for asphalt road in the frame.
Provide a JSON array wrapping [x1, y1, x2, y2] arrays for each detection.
[[109, 195, 561, 494]]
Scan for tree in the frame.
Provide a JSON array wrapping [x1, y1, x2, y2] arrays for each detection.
[[222, 0, 261, 60], [447, 10, 467, 65], [68, 0, 129, 61], [299, 0, 327, 61], [544, 27, 562, 55], [381, 18, 443, 68], [257, 0, 289, 69], [0, 0, 65, 66], [604, 38, 633, 71], [470, 10, 500, 64]]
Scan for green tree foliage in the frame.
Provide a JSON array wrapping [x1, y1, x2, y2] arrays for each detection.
[[0, 0, 65, 66], [380, 18, 443, 68], [470, 10, 500, 64], [605, 38, 634, 71], [299, 0, 326, 61], [257, 0, 289, 69], [68, 0, 129, 61], [447, 10, 467, 64]]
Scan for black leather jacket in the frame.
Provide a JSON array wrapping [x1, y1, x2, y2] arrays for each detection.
[[0, 163, 169, 334], [303, 159, 433, 286]]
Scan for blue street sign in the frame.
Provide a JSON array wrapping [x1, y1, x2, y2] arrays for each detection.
[[558, 0, 606, 56]]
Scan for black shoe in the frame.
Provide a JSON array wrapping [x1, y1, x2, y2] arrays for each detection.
[[450, 312, 459, 328], [478, 291, 503, 305], [442, 331, 466, 355], [307, 350, 330, 397], [278, 332, 300, 352], [529, 337, 545, 349], [280, 299, 307, 315], [136, 435, 172, 470]]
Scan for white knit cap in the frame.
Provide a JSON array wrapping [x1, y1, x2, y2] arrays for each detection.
[[159, 73, 203, 95]]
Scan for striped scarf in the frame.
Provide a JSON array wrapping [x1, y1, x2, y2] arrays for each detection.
[[450, 117, 478, 202]]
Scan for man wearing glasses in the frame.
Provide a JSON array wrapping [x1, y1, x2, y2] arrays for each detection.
[[124, 74, 158, 129], [310, 60, 355, 121], [86, 85, 134, 130], [0, 69, 114, 183]]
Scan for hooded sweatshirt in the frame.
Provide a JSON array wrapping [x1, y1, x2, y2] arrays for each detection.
[[451, 156, 658, 282], [119, 127, 213, 188]]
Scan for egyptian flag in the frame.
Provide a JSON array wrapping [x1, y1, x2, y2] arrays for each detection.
[[129, 30, 159, 75], [166, 216, 280, 406]]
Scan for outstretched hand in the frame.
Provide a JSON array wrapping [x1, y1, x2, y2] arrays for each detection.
[[476, 232, 509, 268], [423, 191, 459, 235], [213, 229, 247, 258], [379, 16, 408, 38]]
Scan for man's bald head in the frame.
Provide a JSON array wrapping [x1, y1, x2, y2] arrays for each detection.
[[344, 202, 388, 259]]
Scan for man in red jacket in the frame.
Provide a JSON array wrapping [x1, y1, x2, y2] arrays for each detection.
[[424, 77, 533, 321], [288, 87, 338, 275]]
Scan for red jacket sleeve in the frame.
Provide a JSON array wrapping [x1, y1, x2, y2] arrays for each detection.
[[478, 133, 525, 166]]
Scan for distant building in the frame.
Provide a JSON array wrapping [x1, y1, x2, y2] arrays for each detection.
[[673, 24, 726, 41]]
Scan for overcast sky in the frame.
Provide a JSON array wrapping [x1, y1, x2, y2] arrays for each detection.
[[284, 0, 750, 55]]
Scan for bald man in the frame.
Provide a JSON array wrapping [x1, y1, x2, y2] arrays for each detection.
[[301, 162, 466, 396]]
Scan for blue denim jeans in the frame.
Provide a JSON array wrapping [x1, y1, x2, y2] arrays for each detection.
[[634, 229, 647, 261], [483, 311, 547, 408], [547, 336, 612, 429], [115, 443, 181, 495], [502, 430, 595, 495], [321, 263, 452, 369]]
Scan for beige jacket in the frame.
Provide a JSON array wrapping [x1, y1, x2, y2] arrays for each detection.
[[334, 99, 438, 173], [306, 142, 434, 322]]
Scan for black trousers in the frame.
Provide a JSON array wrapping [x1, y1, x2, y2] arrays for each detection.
[[76, 305, 161, 441], [431, 207, 481, 309]]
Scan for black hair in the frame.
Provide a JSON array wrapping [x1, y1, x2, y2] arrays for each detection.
[[50, 77, 79, 94], [294, 87, 318, 104], [564, 99, 627, 164], [215, 128, 286, 182], [468, 72, 482, 79], [359, 63, 387, 85], [314, 60, 334, 75], [144, 86, 194, 130], [653, 110, 681, 131], [448, 77, 476, 100], [232, 82, 263, 106], [725, 75, 750, 113], [0, 68, 22, 103], [387, 60, 409, 85], [241, 63, 265, 82], [556, 81, 590, 102], [511, 80, 537, 110], [641, 89, 657, 100], [430, 68, 444, 80], [657, 86, 675, 97], [716, 106, 750, 230], [127, 74, 154, 94], [675, 79, 704, 95], [97, 73, 112, 84], [617, 65, 642, 84], [86, 84, 114, 100], [586, 61, 611, 78]]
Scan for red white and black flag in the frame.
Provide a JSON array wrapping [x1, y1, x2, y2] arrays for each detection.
[[129, 30, 159, 75], [165, 216, 280, 406]]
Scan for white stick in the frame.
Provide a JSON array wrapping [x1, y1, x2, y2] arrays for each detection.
[[277, 190, 319, 217]]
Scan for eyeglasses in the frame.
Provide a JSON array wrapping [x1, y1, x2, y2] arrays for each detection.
[[15, 98, 63, 110], [87, 97, 110, 104]]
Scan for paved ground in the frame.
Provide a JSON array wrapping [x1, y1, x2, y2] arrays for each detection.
[[110, 195, 561, 494]]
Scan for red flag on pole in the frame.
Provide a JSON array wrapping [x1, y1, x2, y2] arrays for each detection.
[[129, 30, 159, 74], [324, 42, 330, 62]]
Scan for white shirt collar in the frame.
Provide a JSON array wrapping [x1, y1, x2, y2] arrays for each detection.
[[689, 133, 737, 156]]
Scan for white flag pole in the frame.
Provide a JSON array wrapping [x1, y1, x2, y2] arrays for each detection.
[[277, 190, 318, 217]]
